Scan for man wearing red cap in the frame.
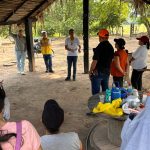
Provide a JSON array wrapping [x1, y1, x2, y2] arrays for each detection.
[[89, 29, 114, 95], [130, 36, 150, 91]]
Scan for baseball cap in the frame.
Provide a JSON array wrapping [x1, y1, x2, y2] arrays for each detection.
[[136, 36, 149, 44], [97, 29, 109, 38], [114, 38, 126, 47], [41, 30, 47, 34]]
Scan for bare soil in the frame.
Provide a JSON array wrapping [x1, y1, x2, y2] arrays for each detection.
[[0, 36, 150, 147]]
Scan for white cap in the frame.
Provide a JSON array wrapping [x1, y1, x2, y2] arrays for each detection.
[[41, 30, 47, 34]]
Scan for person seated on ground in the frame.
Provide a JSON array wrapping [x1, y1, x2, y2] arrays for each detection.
[[0, 85, 42, 150], [110, 38, 129, 87], [41, 99, 83, 150]]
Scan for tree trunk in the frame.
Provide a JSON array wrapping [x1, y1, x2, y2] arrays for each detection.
[[143, 18, 150, 37]]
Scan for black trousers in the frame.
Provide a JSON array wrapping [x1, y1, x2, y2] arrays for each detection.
[[113, 76, 124, 87], [131, 69, 145, 91], [67, 56, 78, 79]]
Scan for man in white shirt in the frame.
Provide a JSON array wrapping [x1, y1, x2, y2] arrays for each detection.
[[65, 29, 81, 81]]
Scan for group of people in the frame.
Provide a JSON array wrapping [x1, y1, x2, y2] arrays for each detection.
[[9, 26, 150, 92], [2, 28, 150, 150], [9, 28, 81, 81], [9, 28, 54, 74], [89, 28, 150, 95], [0, 83, 83, 150]]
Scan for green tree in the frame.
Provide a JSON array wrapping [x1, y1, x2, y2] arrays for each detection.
[[139, 8, 150, 36], [129, 2, 150, 36], [41, 0, 83, 36], [89, 0, 129, 34], [37, 0, 129, 36], [0, 26, 9, 37]]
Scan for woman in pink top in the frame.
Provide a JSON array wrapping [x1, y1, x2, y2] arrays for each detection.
[[0, 85, 42, 150]]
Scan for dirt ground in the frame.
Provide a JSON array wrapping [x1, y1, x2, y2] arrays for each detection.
[[0, 36, 150, 147]]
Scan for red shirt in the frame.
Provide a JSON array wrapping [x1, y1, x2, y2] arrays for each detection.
[[111, 49, 128, 77]]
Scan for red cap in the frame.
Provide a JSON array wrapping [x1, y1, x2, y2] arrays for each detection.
[[136, 36, 149, 44], [97, 29, 109, 38]]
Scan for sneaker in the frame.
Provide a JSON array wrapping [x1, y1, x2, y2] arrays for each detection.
[[65, 77, 71, 81], [73, 78, 76, 81], [49, 70, 54, 73], [21, 72, 26, 75], [17, 71, 21, 74]]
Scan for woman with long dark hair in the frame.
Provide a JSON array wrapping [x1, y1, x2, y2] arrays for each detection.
[[0, 84, 42, 150]]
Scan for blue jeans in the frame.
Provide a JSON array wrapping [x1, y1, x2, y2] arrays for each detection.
[[91, 71, 110, 95], [15, 51, 26, 72], [67, 56, 78, 79], [43, 54, 52, 71]]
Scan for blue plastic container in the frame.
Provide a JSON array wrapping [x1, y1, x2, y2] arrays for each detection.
[[120, 88, 128, 99], [111, 87, 121, 100]]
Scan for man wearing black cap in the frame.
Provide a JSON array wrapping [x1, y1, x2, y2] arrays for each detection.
[[110, 38, 129, 87]]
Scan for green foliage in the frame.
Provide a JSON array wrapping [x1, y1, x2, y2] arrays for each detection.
[[40, 0, 83, 37], [1, 0, 149, 37], [36, 0, 130, 37], [89, 0, 129, 33], [128, 3, 150, 36], [0, 26, 9, 37]]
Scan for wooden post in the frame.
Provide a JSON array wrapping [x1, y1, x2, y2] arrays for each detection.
[[121, 26, 124, 37], [83, 0, 89, 74], [25, 18, 35, 71], [130, 23, 134, 37]]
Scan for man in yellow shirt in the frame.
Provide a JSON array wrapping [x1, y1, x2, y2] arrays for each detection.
[[40, 31, 54, 73]]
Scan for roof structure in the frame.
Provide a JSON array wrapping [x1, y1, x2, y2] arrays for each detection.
[[0, 0, 56, 25]]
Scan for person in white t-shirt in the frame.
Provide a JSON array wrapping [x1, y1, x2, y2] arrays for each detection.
[[65, 29, 81, 81], [41, 99, 83, 150], [130, 36, 149, 91]]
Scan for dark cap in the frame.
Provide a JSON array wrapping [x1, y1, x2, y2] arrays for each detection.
[[18, 29, 23, 32], [114, 38, 126, 47], [136, 36, 149, 44], [69, 29, 74, 32]]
